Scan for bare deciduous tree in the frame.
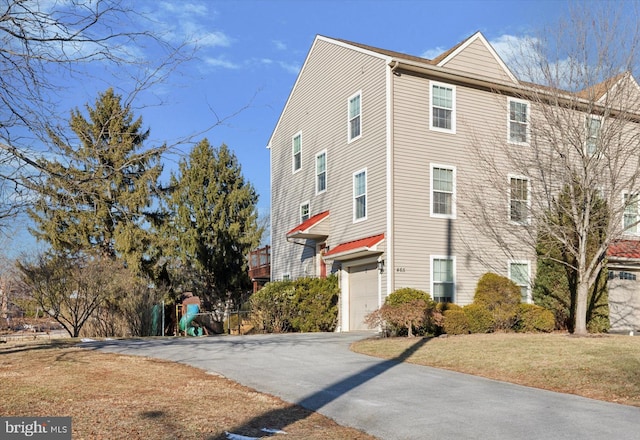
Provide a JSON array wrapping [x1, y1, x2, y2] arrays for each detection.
[[465, 3, 640, 334]]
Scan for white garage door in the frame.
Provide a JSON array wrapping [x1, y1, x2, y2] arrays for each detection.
[[349, 262, 379, 331]]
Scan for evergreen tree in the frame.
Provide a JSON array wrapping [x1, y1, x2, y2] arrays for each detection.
[[164, 139, 262, 307], [28, 89, 164, 274]]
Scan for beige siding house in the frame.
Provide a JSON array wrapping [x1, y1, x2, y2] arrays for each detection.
[[268, 32, 640, 332]]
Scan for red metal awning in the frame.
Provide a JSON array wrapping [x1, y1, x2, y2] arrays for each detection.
[[324, 233, 385, 261], [286, 210, 330, 240]]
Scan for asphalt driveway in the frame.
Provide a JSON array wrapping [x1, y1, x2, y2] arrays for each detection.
[[87, 332, 640, 440]]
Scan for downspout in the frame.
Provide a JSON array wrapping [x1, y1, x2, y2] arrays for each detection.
[[386, 59, 398, 300]]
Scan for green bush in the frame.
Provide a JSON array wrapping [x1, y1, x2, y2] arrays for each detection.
[[249, 280, 296, 333], [463, 304, 494, 333], [249, 275, 339, 333], [587, 314, 610, 334], [433, 302, 461, 334], [514, 304, 556, 333], [474, 272, 521, 330], [443, 309, 470, 335], [373, 288, 434, 337], [290, 276, 339, 332]]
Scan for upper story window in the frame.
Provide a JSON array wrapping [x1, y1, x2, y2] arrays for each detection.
[[430, 81, 456, 133], [586, 116, 602, 156], [508, 98, 529, 144], [509, 261, 531, 303], [292, 132, 302, 173], [353, 169, 367, 221], [623, 192, 638, 234], [509, 176, 530, 224], [316, 150, 327, 194], [431, 164, 456, 218], [300, 201, 310, 223], [432, 256, 455, 303], [348, 91, 362, 142]]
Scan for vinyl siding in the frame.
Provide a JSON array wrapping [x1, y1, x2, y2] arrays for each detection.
[[440, 38, 514, 83], [270, 37, 388, 281], [391, 68, 533, 304]]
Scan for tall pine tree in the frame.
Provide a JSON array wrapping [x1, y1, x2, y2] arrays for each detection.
[[28, 88, 163, 274], [164, 139, 262, 307]]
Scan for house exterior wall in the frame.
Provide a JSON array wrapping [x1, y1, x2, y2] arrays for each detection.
[[270, 37, 389, 283], [390, 67, 535, 305], [269, 33, 640, 332]]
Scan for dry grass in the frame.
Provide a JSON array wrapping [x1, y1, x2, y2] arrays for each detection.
[[0, 340, 376, 440], [351, 332, 640, 406]]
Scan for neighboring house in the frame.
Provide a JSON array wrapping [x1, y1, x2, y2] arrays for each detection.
[[267, 32, 640, 332], [607, 241, 640, 333]]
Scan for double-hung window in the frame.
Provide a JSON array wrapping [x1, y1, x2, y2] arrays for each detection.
[[586, 116, 602, 156], [510, 176, 529, 224], [300, 201, 310, 223], [292, 132, 302, 172], [316, 150, 327, 194], [430, 81, 455, 133], [353, 169, 367, 221], [432, 256, 455, 303], [624, 193, 639, 234], [508, 98, 529, 144], [509, 261, 531, 303], [348, 91, 362, 142], [431, 164, 456, 218]]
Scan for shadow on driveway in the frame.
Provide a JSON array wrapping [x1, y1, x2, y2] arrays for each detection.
[[212, 336, 429, 439]]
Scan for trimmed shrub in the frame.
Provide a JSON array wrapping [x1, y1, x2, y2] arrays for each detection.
[[443, 309, 470, 335], [249, 275, 339, 333], [474, 272, 521, 330], [463, 304, 494, 333], [249, 280, 296, 333], [290, 275, 339, 332], [379, 288, 434, 337], [433, 302, 461, 334], [514, 304, 555, 333]]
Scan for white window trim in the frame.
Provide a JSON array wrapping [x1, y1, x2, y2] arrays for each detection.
[[347, 90, 362, 143], [429, 80, 456, 134], [507, 97, 530, 145], [300, 200, 310, 224], [353, 168, 367, 223], [508, 260, 531, 303], [430, 163, 456, 219], [292, 131, 302, 174], [585, 115, 603, 156], [315, 149, 327, 195], [430, 255, 456, 303], [622, 191, 639, 235], [508, 174, 531, 225], [281, 273, 291, 282]]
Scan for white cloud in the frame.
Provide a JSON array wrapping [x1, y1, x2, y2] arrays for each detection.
[[273, 40, 287, 51], [278, 61, 300, 75], [421, 47, 445, 60], [204, 56, 240, 69]]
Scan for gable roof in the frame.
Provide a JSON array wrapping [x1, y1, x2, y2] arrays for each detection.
[[433, 31, 518, 84]]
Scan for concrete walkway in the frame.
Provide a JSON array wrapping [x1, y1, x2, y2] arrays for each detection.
[[87, 332, 640, 440]]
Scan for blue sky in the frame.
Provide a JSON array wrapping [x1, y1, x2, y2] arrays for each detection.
[[6, 0, 577, 256]]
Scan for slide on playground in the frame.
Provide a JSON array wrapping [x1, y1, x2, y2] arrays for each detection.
[[179, 304, 203, 336]]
